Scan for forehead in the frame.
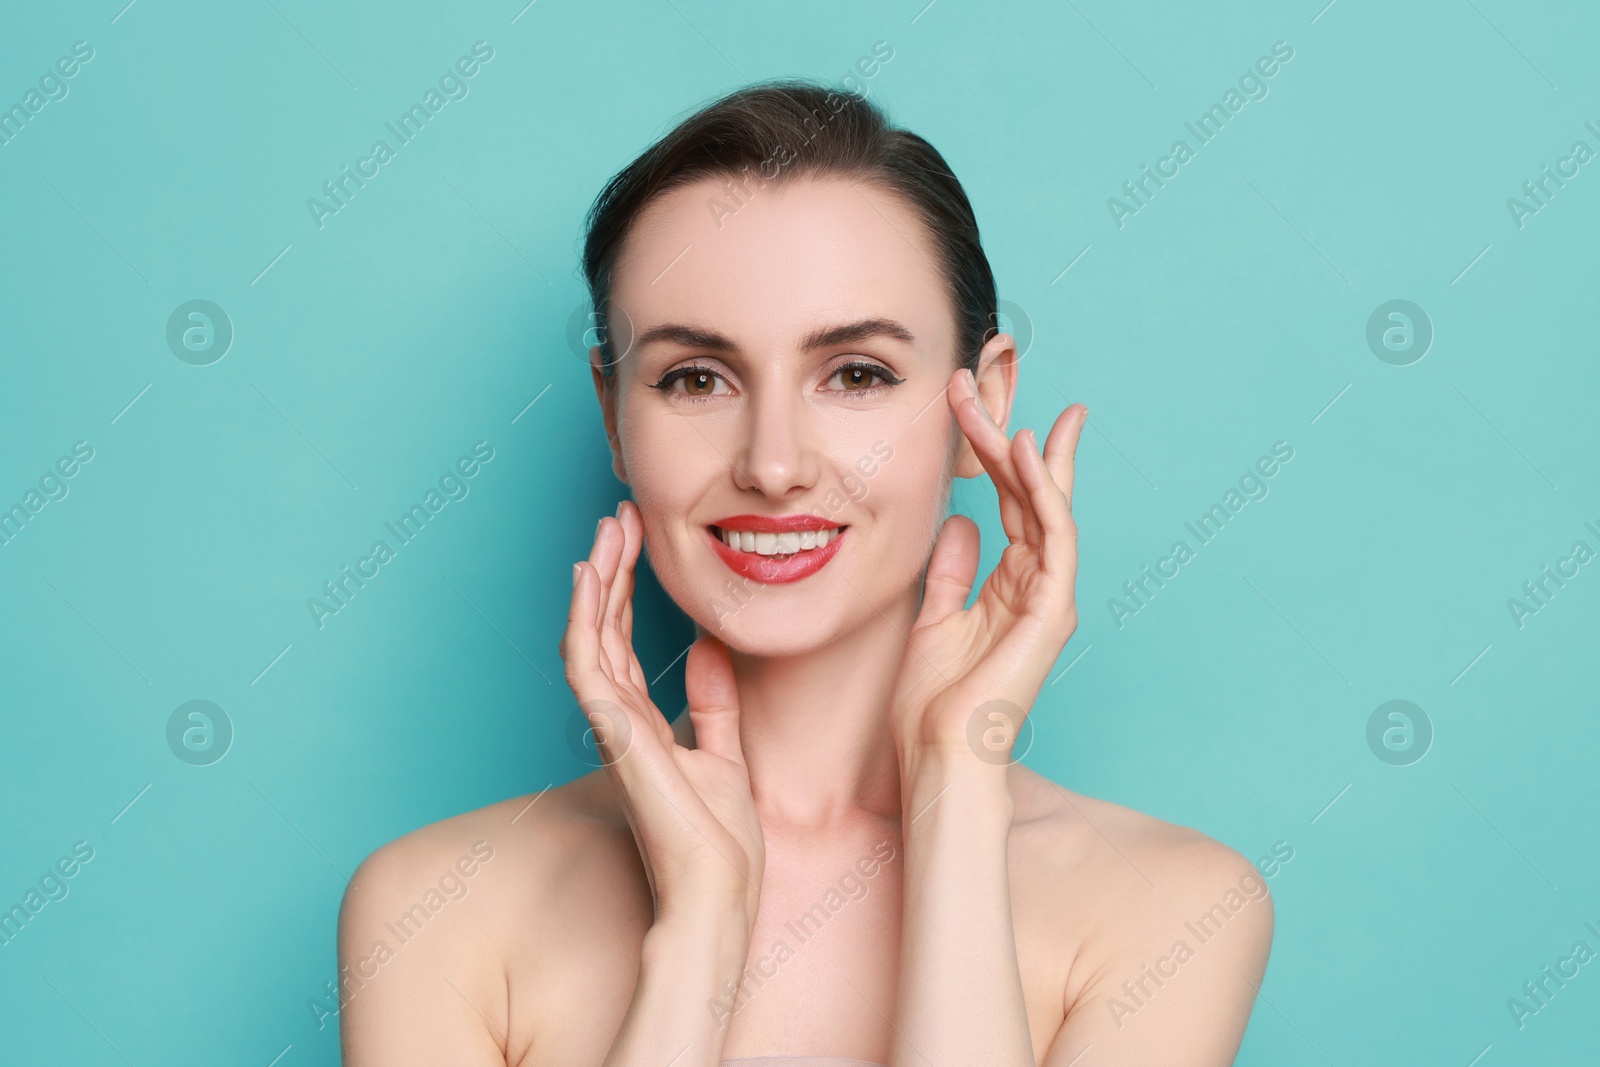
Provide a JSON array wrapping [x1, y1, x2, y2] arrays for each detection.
[[609, 175, 954, 360]]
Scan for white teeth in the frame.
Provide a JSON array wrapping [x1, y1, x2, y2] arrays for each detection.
[[717, 526, 842, 555]]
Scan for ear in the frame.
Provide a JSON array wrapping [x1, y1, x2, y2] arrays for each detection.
[[590, 345, 628, 484], [952, 329, 1020, 480]]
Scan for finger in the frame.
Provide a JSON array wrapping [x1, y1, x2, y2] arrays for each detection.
[[684, 633, 746, 768], [615, 509, 671, 746], [616, 503, 647, 692], [588, 514, 622, 632], [949, 370, 1027, 501], [915, 515, 980, 630], [589, 514, 633, 679], [602, 502, 647, 692], [619, 593, 640, 689], [562, 560, 605, 688], [602, 503, 639, 631], [1007, 431, 1045, 547], [564, 610, 667, 783], [564, 569, 646, 760], [949, 371, 1038, 546], [1042, 403, 1088, 511], [1014, 426, 1076, 583], [569, 566, 715, 835]]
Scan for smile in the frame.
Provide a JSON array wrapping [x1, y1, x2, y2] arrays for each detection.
[[705, 515, 848, 584], [714, 525, 843, 554]]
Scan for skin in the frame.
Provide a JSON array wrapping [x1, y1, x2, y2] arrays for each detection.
[[338, 175, 1273, 1066]]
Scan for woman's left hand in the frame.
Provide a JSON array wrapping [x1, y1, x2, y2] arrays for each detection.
[[888, 367, 1088, 773]]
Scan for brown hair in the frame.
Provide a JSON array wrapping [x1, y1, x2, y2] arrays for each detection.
[[580, 77, 998, 376]]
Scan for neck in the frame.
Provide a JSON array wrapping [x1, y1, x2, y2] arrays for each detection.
[[673, 586, 920, 831]]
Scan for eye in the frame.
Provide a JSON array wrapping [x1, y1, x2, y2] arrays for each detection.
[[827, 360, 904, 394], [651, 364, 732, 400]]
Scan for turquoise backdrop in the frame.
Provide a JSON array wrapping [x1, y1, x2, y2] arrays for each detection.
[[2, 0, 1597, 1063]]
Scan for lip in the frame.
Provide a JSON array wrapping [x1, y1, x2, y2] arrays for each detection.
[[705, 522, 847, 584], [709, 513, 840, 533]]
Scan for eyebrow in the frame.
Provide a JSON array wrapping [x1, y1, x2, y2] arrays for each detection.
[[634, 317, 916, 355]]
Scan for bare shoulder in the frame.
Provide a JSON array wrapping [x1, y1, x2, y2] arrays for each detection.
[[1009, 763, 1274, 938], [341, 770, 638, 942], [1008, 767, 1275, 1063], [336, 773, 645, 1061], [1010, 765, 1266, 889]]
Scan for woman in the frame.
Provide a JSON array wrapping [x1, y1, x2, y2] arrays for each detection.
[[338, 79, 1273, 1067]]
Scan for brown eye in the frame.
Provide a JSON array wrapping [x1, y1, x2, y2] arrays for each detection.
[[827, 360, 903, 393], [651, 364, 730, 400], [840, 366, 877, 390]]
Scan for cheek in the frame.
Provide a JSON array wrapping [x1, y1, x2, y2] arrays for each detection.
[[616, 402, 698, 505], [615, 404, 713, 576], [857, 421, 957, 559]]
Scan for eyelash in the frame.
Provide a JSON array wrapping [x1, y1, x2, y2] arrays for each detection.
[[834, 360, 906, 392], [650, 360, 906, 401]]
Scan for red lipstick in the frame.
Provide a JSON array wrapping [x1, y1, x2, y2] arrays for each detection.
[[709, 513, 839, 533], [705, 517, 848, 584]]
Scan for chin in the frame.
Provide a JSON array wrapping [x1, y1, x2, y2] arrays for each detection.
[[652, 560, 862, 658], [680, 577, 849, 656], [699, 611, 843, 658]]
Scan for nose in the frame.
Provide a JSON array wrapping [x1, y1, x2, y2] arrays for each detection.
[[730, 381, 821, 499]]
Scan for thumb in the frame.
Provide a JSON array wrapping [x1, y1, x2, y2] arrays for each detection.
[[915, 515, 980, 629], [685, 632, 746, 766]]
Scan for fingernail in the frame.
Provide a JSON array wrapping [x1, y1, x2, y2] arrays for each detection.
[[615, 500, 623, 518], [596, 516, 604, 537], [573, 562, 581, 588]]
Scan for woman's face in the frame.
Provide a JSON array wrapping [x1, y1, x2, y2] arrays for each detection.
[[594, 174, 1009, 657]]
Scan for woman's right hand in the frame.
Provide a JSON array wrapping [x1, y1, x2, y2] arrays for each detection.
[[561, 500, 765, 933]]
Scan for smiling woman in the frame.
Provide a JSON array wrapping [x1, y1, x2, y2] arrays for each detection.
[[336, 78, 1272, 1067]]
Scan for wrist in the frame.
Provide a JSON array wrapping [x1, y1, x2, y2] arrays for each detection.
[[657, 870, 761, 934], [649, 900, 754, 961], [894, 700, 1030, 791], [643, 907, 753, 1021], [899, 753, 1015, 828], [628, 908, 753, 1058]]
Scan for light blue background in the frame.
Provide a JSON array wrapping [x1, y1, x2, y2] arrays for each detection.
[[2, 0, 1597, 1063]]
